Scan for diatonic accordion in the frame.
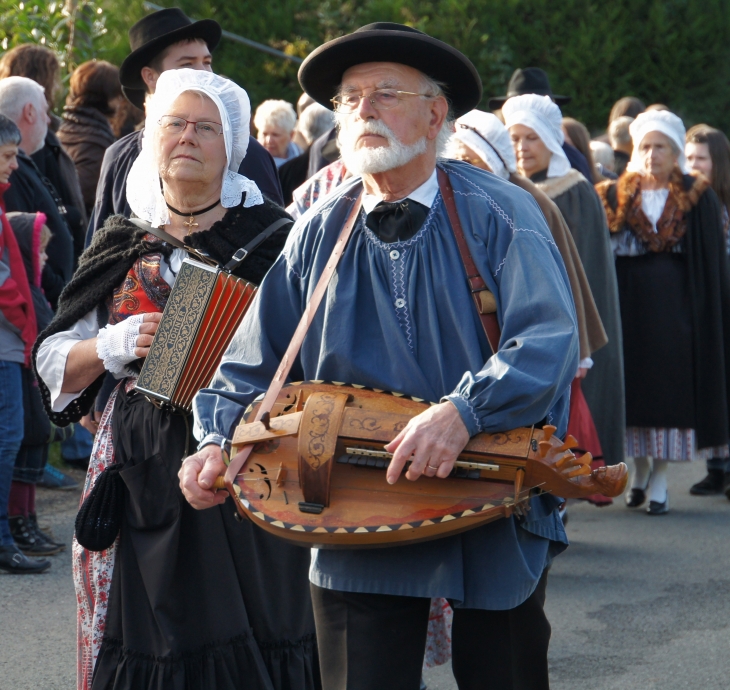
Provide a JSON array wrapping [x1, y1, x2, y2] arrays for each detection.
[[135, 257, 257, 411]]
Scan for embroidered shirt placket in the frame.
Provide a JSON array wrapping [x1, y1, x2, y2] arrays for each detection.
[[390, 247, 413, 352], [362, 198, 441, 354]]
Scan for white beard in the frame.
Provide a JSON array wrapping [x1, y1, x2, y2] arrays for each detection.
[[336, 115, 428, 175]]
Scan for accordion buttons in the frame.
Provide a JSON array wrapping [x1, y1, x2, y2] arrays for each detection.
[[389, 249, 400, 261], [394, 298, 406, 309]]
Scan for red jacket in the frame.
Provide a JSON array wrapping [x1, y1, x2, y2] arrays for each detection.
[[0, 182, 36, 364]]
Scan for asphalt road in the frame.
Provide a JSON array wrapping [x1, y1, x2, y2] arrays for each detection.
[[1, 461, 728, 690]]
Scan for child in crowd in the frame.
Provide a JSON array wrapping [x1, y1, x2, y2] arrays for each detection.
[[6, 212, 67, 556]]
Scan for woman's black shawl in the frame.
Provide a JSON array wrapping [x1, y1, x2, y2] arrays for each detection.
[[602, 176, 730, 449], [32, 199, 292, 425]]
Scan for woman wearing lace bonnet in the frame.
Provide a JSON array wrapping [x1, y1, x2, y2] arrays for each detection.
[[447, 109, 607, 369], [33, 69, 319, 690], [596, 109, 730, 515], [503, 93, 626, 472]]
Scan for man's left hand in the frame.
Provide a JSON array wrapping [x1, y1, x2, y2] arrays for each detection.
[[384, 401, 470, 483]]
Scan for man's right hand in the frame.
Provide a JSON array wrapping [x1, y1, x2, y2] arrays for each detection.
[[178, 444, 229, 510]]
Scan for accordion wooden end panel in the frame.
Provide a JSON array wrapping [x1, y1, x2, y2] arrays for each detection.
[[222, 383, 629, 549], [135, 259, 257, 411]]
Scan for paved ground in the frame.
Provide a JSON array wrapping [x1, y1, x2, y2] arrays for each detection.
[[1, 461, 728, 689], [424, 461, 730, 690]]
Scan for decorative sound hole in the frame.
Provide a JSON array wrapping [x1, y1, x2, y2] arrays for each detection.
[[245, 464, 273, 501]]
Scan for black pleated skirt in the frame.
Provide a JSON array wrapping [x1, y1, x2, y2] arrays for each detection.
[[616, 253, 695, 429], [91, 386, 320, 690]]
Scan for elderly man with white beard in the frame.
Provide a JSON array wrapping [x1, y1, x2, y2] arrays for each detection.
[[182, 23, 579, 690]]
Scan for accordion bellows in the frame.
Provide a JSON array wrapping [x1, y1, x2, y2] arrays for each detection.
[[136, 258, 257, 411]]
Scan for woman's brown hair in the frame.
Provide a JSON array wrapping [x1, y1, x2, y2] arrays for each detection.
[[0, 44, 60, 105], [686, 124, 730, 214], [608, 97, 645, 125], [66, 60, 122, 116], [562, 117, 603, 184]]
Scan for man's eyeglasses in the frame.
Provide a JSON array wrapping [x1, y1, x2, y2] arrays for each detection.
[[158, 115, 223, 139], [331, 89, 433, 113]]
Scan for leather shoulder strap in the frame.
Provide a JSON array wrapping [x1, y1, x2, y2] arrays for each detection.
[[128, 217, 186, 249], [223, 217, 293, 273], [225, 192, 363, 486], [437, 168, 501, 354]]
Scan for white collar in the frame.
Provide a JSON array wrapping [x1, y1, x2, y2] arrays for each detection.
[[362, 169, 439, 215]]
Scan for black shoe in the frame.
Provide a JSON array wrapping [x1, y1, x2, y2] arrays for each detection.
[[690, 469, 724, 496], [0, 543, 50, 574], [9, 516, 62, 556], [724, 474, 730, 501], [27, 514, 65, 551], [625, 488, 646, 508], [647, 495, 669, 515]]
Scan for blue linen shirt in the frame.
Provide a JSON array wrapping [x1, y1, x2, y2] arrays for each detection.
[[194, 160, 579, 610]]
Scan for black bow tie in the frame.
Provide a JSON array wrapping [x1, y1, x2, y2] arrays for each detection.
[[365, 199, 430, 243]]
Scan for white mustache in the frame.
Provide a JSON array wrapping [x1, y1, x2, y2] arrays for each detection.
[[339, 117, 399, 147]]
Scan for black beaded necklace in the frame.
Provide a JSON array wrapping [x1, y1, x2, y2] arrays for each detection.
[[166, 199, 221, 235]]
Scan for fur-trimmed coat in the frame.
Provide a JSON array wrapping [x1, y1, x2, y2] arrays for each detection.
[[33, 199, 292, 425], [533, 169, 625, 466], [596, 171, 730, 448]]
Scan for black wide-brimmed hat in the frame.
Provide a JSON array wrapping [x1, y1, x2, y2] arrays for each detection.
[[298, 22, 482, 117], [119, 8, 222, 109], [488, 67, 571, 110]]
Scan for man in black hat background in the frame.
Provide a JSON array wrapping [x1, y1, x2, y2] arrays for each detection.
[[490, 67, 595, 182], [85, 7, 284, 244], [184, 22, 580, 690]]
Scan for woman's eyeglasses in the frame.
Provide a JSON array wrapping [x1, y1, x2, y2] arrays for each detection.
[[331, 89, 432, 113], [158, 115, 223, 139]]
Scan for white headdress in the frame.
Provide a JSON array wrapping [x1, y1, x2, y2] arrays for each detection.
[[126, 69, 263, 227], [627, 110, 689, 174], [502, 94, 571, 178], [448, 109, 516, 180]]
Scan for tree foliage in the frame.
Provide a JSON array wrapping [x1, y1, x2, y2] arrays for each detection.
[[2, 0, 729, 133], [0, 0, 144, 108]]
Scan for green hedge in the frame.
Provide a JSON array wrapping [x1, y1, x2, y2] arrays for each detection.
[[4, 0, 729, 134], [170, 0, 730, 135]]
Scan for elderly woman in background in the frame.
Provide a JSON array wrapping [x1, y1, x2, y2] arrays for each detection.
[[253, 98, 301, 166], [34, 70, 318, 690], [596, 110, 730, 514], [58, 60, 122, 218], [684, 124, 730, 499], [503, 94, 625, 471]]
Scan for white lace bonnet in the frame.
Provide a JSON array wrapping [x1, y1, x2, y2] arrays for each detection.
[[126, 68, 263, 227], [502, 94, 572, 178], [449, 109, 517, 180], [627, 109, 690, 174]]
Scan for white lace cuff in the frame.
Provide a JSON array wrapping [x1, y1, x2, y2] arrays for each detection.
[[95, 314, 145, 376]]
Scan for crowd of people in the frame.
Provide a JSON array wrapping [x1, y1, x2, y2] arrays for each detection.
[[1, 7, 729, 690]]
